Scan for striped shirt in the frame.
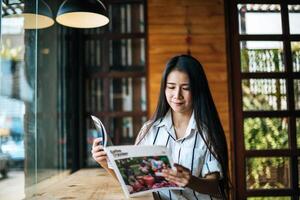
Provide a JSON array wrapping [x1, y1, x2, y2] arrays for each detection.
[[135, 110, 222, 200]]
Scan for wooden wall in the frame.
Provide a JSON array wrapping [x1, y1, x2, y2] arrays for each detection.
[[147, 0, 231, 176]]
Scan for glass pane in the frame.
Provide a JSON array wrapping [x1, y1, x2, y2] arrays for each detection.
[[238, 4, 282, 35], [109, 3, 145, 33], [247, 197, 291, 200], [246, 157, 290, 189], [1, 2, 28, 199], [242, 79, 287, 111], [1, 0, 70, 198], [85, 78, 104, 112], [240, 41, 284, 72], [109, 38, 146, 71], [288, 5, 300, 34], [291, 42, 300, 72], [110, 77, 146, 112], [297, 118, 300, 148], [109, 116, 147, 145], [244, 117, 289, 150], [295, 80, 300, 110]]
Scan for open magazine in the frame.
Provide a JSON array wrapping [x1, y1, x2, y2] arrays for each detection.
[[91, 115, 183, 198], [105, 145, 183, 198]]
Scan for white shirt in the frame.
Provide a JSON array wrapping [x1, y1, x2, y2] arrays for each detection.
[[136, 110, 222, 200]]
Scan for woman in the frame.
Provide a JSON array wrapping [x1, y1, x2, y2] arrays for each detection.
[[92, 55, 229, 199]]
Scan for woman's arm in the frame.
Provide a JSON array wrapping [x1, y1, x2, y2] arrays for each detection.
[[162, 164, 222, 197], [91, 138, 118, 180]]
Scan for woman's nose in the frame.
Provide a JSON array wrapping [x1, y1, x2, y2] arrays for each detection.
[[174, 88, 182, 99]]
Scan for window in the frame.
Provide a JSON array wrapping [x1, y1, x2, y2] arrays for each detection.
[[0, 0, 73, 198], [227, 1, 300, 199]]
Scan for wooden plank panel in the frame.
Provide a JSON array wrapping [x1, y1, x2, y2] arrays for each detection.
[[148, 5, 224, 17], [149, 15, 225, 25], [149, 24, 225, 34], [149, 35, 226, 44], [148, 0, 232, 190], [148, 0, 224, 6]]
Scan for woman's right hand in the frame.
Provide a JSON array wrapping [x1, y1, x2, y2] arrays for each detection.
[[91, 138, 108, 168]]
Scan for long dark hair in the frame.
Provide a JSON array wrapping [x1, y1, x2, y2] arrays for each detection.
[[151, 55, 229, 197]]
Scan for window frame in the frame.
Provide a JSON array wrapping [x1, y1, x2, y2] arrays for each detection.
[[225, 0, 300, 199]]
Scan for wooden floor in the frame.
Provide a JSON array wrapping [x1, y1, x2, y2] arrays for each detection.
[[25, 168, 153, 200]]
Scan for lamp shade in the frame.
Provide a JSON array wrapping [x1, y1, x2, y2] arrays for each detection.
[[56, 0, 109, 28], [22, 0, 54, 29]]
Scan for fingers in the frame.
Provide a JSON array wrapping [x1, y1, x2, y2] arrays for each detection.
[[92, 138, 103, 148], [174, 163, 189, 173], [162, 164, 191, 187], [92, 148, 107, 164], [91, 145, 104, 153], [162, 170, 189, 187], [91, 138, 107, 164], [92, 151, 107, 161]]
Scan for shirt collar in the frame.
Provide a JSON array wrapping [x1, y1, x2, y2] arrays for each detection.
[[183, 111, 197, 139], [156, 110, 173, 132], [155, 110, 198, 140]]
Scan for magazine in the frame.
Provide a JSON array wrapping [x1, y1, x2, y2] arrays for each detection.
[[105, 145, 184, 198], [91, 115, 113, 147]]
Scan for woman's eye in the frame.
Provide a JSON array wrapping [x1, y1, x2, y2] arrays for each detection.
[[182, 87, 190, 90], [167, 86, 175, 89]]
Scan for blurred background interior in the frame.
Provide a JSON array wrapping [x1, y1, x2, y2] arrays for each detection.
[[0, 0, 300, 199]]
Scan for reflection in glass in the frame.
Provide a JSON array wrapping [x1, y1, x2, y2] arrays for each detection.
[[247, 197, 291, 200], [240, 41, 284, 72], [85, 78, 103, 112], [242, 79, 287, 111], [238, 4, 282, 35], [288, 5, 300, 34], [297, 119, 300, 148], [295, 80, 300, 110], [108, 3, 145, 33], [110, 77, 146, 112], [244, 117, 288, 150], [109, 39, 145, 71], [246, 157, 290, 189], [291, 42, 300, 72]]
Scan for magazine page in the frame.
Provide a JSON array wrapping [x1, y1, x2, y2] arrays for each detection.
[[105, 145, 183, 198], [90, 115, 113, 147]]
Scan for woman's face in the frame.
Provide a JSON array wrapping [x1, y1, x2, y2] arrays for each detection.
[[165, 70, 193, 115]]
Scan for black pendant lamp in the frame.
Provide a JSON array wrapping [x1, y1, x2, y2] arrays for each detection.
[[21, 0, 54, 29], [56, 0, 109, 28]]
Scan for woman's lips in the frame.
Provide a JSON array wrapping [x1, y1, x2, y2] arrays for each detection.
[[172, 102, 184, 106]]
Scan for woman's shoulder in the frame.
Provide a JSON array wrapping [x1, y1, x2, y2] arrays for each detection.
[[135, 119, 162, 145], [135, 120, 153, 145]]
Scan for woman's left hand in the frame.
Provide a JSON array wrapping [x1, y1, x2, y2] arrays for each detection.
[[162, 163, 191, 187]]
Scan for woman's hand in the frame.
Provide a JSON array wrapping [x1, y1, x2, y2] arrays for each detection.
[[162, 163, 191, 187], [91, 138, 108, 168]]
